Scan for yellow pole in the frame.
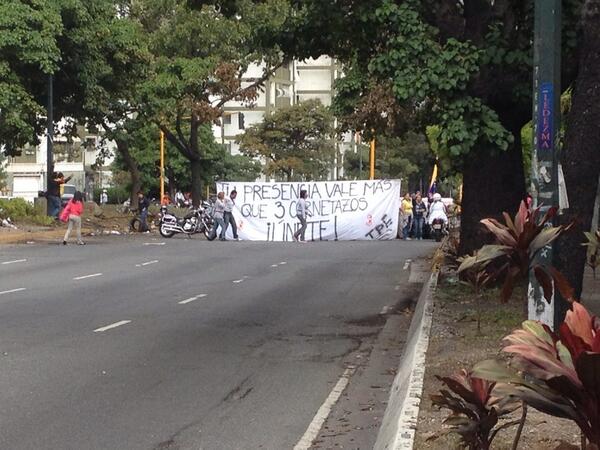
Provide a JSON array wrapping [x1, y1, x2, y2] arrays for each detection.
[[369, 138, 375, 180], [160, 131, 165, 201]]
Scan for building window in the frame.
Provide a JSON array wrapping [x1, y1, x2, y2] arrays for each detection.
[[223, 114, 231, 125], [238, 113, 245, 130]]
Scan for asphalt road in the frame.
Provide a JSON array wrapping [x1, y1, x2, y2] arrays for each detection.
[[0, 236, 435, 450]]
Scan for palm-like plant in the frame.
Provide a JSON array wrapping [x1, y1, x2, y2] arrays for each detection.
[[460, 201, 572, 302], [474, 301, 600, 448], [429, 369, 521, 449]]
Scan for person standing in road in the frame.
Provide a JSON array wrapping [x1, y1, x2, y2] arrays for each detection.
[[293, 189, 311, 243], [401, 192, 413, 240], [211, 191, 227, 241], [223, 190, 239, 240], [137, 191, 150, 232], [47, 171, 72, 219], [413, 193, 427, 240], [61, 191, 85, 245], [100, 189, 108, 205]]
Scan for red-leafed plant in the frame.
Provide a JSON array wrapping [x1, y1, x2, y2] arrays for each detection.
[[429, 369, 521, 449], [464, 201, 572, 302], [474, 301, 600, 448]]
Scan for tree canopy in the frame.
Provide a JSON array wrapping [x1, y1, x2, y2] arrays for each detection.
[[237, 99, 336, 181]]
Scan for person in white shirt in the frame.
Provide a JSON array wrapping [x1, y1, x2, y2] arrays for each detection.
[[223, 190, 239, 240], [293, 189, 311, 243], [175, 190, 185, 207], [100, 189, 108, 205], [211, 192, 227, 241], [427, 193, 448, 225]]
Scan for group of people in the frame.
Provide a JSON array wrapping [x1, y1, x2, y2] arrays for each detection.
[[399, 191, 448, 240], [210, 190, 239, 241]]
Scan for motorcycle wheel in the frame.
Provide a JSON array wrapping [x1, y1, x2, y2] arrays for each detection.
[[130, 217, 142, 232], [159, 222, 176, 238], [204, 227, 216, 241]]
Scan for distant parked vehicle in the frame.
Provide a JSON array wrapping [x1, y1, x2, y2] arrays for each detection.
[[61, 184, 77, 206]]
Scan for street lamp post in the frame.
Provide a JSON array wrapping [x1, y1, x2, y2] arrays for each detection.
[[528, 0, 564, 329], [46, 74, 54, 215]]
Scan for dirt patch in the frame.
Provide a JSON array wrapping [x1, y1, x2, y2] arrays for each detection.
[[0, 204, 159, 244], [414, 273, 581, 450]]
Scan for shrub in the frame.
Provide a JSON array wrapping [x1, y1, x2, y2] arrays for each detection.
[[0, 198, 35, 219], [474, 301, 600, 448]]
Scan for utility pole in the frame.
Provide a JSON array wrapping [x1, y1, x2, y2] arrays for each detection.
[[160, 130, 165, 202], [528, 0, 563, 329], [369, 138, 375, 180], [46, 74, 54, 215]]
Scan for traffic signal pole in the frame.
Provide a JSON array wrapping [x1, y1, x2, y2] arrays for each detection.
[[528, 0, 563, 329]]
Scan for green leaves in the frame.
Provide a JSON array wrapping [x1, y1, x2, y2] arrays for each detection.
[[237, 99, 336, 181], [473, 301, 600, 446]]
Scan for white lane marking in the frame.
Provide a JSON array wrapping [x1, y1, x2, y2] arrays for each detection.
[[271, 264, 278, 267], [2, 259, 27, 265], [403, 259, 411, 270], [73, 273, 103, 280], [279, 261, 287, 265], [0, 288, 26, 296], [93, 320, 131, 333], [143, 242, 165, 246], [294, 366, 356, 450], [394, 285, 401, 291], [178, 294, 207, 305], [233, 279, 245, 284], [380, 305, 392, 315], [141, 260, 159, 266]]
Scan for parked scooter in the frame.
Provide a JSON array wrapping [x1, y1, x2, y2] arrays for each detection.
[[158, 202, 215, 239]]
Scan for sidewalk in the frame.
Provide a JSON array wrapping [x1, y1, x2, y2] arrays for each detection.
[[582, 265, 600, 317]]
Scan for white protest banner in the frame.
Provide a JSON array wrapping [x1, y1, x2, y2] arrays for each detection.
[[216, 179, 401, 241]]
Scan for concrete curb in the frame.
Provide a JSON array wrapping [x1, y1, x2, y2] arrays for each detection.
[[374, 270, 438, 450]]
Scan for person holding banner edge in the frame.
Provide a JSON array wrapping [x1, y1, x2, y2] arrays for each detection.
[[293, 189, 311, 243]]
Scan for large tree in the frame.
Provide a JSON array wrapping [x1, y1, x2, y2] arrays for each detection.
[[556, 0, 600, 298], [133, 0, 289, 205], [0, 0, 61, 154], [237, 99, 336, 181], [281, 0, 583, 254]]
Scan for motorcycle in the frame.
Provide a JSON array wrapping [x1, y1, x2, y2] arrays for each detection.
[[158, 202, 215, 239], [431, 218, 445, 242]]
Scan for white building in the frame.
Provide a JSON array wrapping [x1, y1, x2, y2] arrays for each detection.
[[3, 124, 114, 202], [212, 56, 357, 180]]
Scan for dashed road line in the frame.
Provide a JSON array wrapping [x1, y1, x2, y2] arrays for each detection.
[[1, 259, 27, 265], [178, 294, 207, 305], [271, 264, 279, 267], [73, 273, 103, 280], [232, 279, 245, 284], [143, 242, 165, 246], [94, 320, 131, 333], [136, 260, 159, 267], [279, 261, 287, 265], [294, 366, 356, 450], [0, 288, 26, 296]]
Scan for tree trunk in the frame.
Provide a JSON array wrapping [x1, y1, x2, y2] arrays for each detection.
[[190, 158, 204, 207], [459, 132, 526, 256], [556, 0, 600, 299], [116, 138, 141, 210]]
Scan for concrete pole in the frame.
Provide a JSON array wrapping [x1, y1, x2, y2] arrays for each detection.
[[528, 0, 563, 329]]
